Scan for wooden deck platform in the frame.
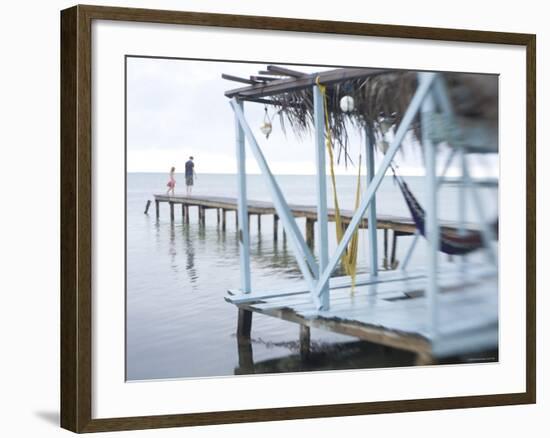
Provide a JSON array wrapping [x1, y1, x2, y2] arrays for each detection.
[[225, 263, 498, 364]]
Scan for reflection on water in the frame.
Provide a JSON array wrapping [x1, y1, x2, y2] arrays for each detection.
[[235, 338, 416, 375], [126, 174, 498, 380]]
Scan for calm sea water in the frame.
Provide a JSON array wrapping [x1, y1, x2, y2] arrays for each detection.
[[126, 173, 498, 380]]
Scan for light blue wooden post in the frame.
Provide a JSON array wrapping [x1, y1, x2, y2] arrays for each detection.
[[365, 125, 378, 279], [458, 146, 467, 238], [313, 85, 329, 310], [235, 99, 251, 293], [420, 80, 439, 338]]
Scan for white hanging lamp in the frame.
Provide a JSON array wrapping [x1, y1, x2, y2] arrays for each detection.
[[339, 95, 355, 113], [260, 106, 272, 139]]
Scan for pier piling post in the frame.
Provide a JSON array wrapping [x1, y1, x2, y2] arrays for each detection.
[[144, 200, 151, 214], [184, 206, 189, 223], [181, 203, 185, 219], [383, 229, 389, 269], [237, 336, 254, 372], [237, 309, 252, 339], [391, 231, 398, 269], [300, 325, 311, 360], [155, 200, 159, 219], [217, 208, 220, 225], [273, 214, 279, 241], [201, 207, 206, 226], [222, 209, 226, 231], [306, 218, 315, 248], [169, 202, 174, 222], [258, 214, 261, 232]]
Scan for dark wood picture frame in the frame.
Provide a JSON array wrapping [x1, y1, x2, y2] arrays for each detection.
[[60, 4, 536, 433]]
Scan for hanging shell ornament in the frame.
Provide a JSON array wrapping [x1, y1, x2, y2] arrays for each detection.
[[260, 121, 272, 139], [260, 106, 273, 139], [377, 139, 390, 154], [339, 95, 355, 112]]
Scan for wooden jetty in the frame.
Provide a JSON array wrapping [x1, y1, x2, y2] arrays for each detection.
[[226, 263, 498, 365], [151, 193, 479, 243]]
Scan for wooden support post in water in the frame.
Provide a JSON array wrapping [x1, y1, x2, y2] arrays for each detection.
[[198, 206, 206, 226], [155, 200, 159, 219], [390, 231, 398, 269], [257, 214, 261, 232], [185, 206, 189, 223], [169, 202, 174, 222], [217, 208, 220, 225], [222, 209, 226, 231], [383, 229, 389, 270], [305, 218, 315, 248], [144, 200, 151, 214], [237, 335, 254, 372], [300, 325, 311, 360], [273, 214, 279, 241], [181, 204, 185, 219], [237, 309, 252, 339]]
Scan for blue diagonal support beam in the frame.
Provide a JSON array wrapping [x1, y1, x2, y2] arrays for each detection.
[[230, 98, 320, 307]]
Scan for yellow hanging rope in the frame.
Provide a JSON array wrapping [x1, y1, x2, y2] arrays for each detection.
[[316, 78, 362, 293]]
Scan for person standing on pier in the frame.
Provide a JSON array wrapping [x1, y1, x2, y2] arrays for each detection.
[[166, 166, 176, 196], [185, 156, 195, 196]]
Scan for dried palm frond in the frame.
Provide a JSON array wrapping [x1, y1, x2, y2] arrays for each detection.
[[264, 70, 497, 165]]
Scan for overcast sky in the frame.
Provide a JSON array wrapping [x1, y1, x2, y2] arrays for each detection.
[[126, 57, 496, 177]]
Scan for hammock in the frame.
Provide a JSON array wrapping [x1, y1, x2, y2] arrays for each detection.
[[392, 172, 485, 255]]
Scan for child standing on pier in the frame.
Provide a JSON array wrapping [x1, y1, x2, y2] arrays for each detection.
[[166, 166, 176, 196]]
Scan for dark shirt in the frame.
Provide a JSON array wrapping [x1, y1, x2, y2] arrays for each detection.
[[185, 160, 194, 177]]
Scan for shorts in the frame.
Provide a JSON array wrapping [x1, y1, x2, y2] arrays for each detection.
[[186, 175, 194, 186]]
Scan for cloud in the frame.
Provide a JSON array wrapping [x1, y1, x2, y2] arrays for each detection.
[[126, 57, 497, 178]]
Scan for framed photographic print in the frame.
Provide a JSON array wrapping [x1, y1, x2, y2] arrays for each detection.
[[60, 4, 536, 433]]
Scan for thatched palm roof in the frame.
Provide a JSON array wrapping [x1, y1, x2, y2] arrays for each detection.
[[223, 66, 498, 163]]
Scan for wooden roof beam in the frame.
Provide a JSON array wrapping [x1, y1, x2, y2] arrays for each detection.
[[250, 75, 279, 82], [225, 67, 390, 99], [266, 65, 306, 77], [221, 73, 259, 85]]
